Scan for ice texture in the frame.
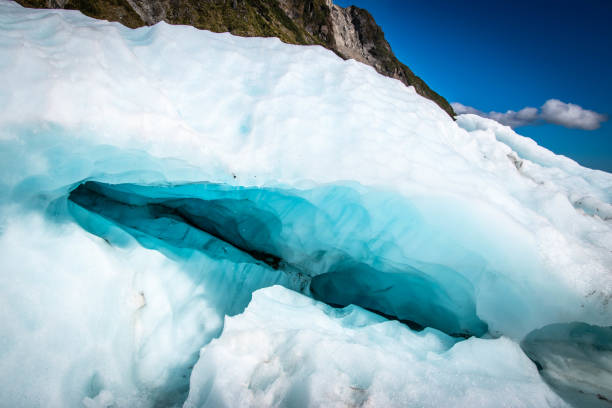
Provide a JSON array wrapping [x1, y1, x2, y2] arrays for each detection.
[[0, 1, 611, 407], [185, 285, 567, 408], [522, 323, 612, 407], [66, 180, 487, 337]]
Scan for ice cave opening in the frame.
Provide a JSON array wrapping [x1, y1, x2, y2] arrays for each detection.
[[67, 180, 488, 338]]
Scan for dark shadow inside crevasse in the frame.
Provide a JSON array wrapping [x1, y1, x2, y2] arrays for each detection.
[[67, 180, 487, 338], [69, 180, 285, 269], [310, 261, 487, 338]]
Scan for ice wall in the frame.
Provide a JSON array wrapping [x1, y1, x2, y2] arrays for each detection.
[[0, 1, 611, 406]]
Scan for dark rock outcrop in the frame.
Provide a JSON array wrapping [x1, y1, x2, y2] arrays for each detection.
[[15, 0, 455, 116]]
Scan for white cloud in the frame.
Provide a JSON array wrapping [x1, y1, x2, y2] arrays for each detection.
[[540, 99, 608, 130], [452, 100, 608, 130], [451, 102, 482, 116], [487, 107, 539, 128], [451, 103, 539, 127]]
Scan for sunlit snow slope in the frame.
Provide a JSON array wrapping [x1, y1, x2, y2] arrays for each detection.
[[0, 1, 611, 407]]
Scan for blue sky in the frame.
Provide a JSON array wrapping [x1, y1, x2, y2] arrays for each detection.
[[335, 0, 612, 172]]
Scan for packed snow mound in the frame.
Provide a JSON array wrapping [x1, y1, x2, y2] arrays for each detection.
[[0, 1, 611, 407], [185, 285, 567, 408]]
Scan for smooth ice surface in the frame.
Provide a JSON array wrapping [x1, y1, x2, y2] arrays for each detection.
[[185, 286, 567, 408], [0, 1, 611, 407]]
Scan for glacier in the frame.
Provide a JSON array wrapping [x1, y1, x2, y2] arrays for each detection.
[[0, 1, 611, 407]]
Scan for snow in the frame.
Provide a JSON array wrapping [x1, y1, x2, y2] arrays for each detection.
[[0, 1, 611, 406], [185, 285, 567, 408]]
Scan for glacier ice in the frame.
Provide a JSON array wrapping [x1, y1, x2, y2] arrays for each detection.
[[0, 1, 611, 407], [185, 285, 567, 408], [66, 180, 487, 337], [522, 323, 612, 407]]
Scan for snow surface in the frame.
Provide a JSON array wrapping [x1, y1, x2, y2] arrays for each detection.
[[185, 285, 566, 408], [0, 1, 611, 407]]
